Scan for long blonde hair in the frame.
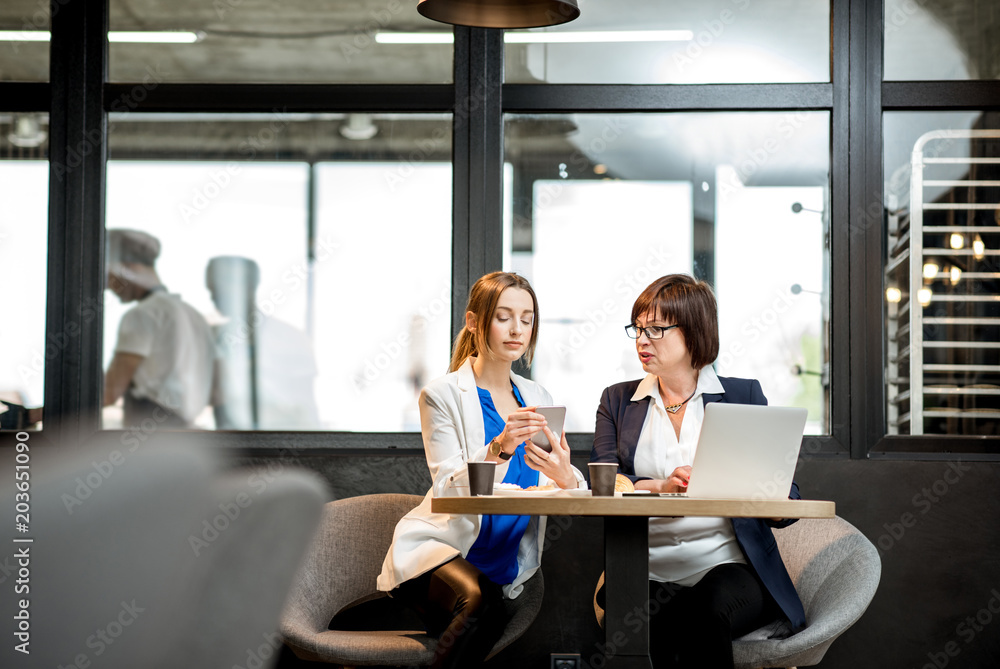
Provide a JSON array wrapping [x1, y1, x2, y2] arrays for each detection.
[[449, 272, 539, 372]]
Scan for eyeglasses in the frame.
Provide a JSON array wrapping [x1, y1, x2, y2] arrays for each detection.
[[624, 324, 680, 340]]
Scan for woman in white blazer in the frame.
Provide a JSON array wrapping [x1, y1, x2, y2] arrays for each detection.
[[378, 272, 585, 669]]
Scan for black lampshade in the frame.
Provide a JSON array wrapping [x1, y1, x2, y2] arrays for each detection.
[[417, 0, 580, 29]]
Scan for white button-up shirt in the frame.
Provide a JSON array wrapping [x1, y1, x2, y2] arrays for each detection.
[[632, 366, 747, 585]]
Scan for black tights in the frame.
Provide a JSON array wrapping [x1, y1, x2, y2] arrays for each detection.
[[392, 558, 507, 669], [647, 563, 780, 668]]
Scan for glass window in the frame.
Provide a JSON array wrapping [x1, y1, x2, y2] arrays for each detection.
[[314, 162, 452, 431], [0, 1, 49, 81], [108, 0, 452, 83], [505, 0, 830, 84], [505, 112, 831, 434], [105, 113, 451, 431], [883, 111, 1000, 436], [0, 114, 49, 428], [884, 0, 1000, 81]]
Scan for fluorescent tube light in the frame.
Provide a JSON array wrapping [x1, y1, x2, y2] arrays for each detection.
[[109, 31, 202, 44], [0, 31, 49, 42], [505, 30, 693, 43], [375, 32, 455, 44], [0, 31, 202, 44], [376, 30, 693, 45]]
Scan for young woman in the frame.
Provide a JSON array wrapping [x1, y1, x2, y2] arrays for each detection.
[[591, 274, 805, 669], [378, 271, 584, 669]]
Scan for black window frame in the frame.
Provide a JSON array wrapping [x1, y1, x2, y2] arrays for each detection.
[[0, 0, 996, 461]]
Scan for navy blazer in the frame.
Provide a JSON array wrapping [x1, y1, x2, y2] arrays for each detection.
[[591, 375, 807, 632]]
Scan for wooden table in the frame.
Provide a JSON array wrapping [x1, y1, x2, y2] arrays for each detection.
[[432, 495, 835, 668]]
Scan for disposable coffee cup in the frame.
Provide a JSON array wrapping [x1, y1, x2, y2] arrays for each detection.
[[588, 462, 618, 497], [467, 461, 497, 496]]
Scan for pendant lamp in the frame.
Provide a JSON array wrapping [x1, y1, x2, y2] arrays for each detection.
[[417, 0, 581, 29]]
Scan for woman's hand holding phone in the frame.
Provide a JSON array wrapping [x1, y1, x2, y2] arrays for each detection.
[[524, 426, 577, 489], [529, 406, 566, 452], [494, 406, 547, 456]]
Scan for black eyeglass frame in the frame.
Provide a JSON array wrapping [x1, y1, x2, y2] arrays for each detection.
[[624, 324, 680, 340]]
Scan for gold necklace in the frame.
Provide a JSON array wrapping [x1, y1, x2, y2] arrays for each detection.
[[663, 387, 697, 414]]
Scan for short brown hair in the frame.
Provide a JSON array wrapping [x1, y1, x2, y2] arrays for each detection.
[[449, 272, 540, 373], [630, 274, 719, 369]]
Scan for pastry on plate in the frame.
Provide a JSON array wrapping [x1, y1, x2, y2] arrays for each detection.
[[614, 474, 635, 493]]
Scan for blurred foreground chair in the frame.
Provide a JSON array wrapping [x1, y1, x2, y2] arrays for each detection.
[[280, 493, 544, 666], [4, 437, 328, 669], [593, 516, 880, 669]]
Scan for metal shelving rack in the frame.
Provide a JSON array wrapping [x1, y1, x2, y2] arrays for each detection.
[[886, 129, 1000, 435]]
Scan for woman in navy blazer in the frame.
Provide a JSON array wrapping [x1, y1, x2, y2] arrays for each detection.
[[591, 274, 805, 669]]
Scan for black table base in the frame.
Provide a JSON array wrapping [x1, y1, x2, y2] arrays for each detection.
[[603, 515, 653, 668]]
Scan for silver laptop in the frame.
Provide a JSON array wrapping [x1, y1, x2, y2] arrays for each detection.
[[680, 403, 808, 500]]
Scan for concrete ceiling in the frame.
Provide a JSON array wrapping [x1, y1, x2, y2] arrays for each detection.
[[1, 0, 991, 84], [0, 0, 995, 191]]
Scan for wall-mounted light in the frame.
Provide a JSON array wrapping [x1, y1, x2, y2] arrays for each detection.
[[950, 232, 965, 250], [973, 234, 985, 261], [791, 202, 823, 215], [416, 0, 580, 29], [922, 262, 939, 280], [790, 283, 822, 296], [885, 286, 902, 303]]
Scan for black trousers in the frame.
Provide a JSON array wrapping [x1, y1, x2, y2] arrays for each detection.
[[392, 557, 508, 669], [647, 563, 781, 669]]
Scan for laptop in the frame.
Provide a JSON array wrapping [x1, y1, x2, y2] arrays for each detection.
[[678, 403, 808, 500]]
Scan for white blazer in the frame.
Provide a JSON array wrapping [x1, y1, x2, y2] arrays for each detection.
[[377, 357, 585, 599]]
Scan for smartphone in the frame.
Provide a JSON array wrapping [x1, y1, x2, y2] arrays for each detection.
[[529, 405, 566, 452]]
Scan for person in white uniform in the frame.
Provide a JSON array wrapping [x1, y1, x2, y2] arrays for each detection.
[[104, 229, 216, 428], [205, 256, 320, 430], [378, 271, 585, 669], [591, 274, 805, 669]]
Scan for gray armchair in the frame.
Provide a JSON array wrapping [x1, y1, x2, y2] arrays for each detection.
[[732, 516, 881, 668], [280, 493, 544, 666], [3, 438, 328, 669], [593, 515, 880, 669]]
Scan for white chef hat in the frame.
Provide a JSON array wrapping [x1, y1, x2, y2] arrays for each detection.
[[106, 228, 161, 267]]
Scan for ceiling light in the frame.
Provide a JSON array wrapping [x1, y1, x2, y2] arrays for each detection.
[[0, 31, 202, 44], [973, 235, 985, 261], [376, 30, 694, 45], [375, 32, 454, 44], [917, 287, 933, 307], [948, 265, 961, 285], [922, 262, 939, 280], [949, 232, 964, 250], [7, 114, 47, 149], [0, 31, 48, 42], [417, 0, 580, 29], [109, 31, 202, 44], [339, 113, 378, 141], [505, 30, 693, 43], [885, 287, 902, 303]]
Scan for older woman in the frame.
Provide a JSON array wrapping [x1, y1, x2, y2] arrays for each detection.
[[591, 274, 804, 669]]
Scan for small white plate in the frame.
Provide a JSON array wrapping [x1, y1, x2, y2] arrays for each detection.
[[492, 488, 592, 497]]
